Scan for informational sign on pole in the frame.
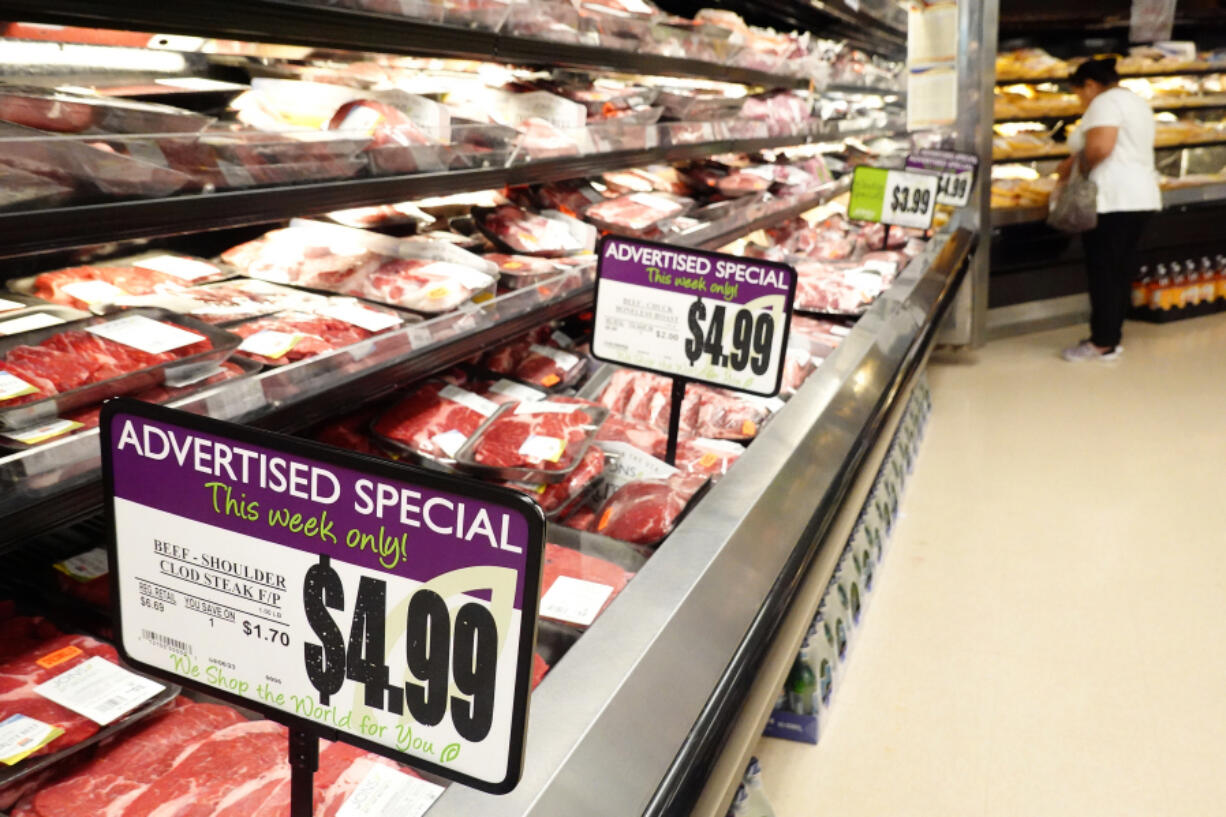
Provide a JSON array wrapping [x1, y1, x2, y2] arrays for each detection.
[[1130, 0, 1177, 43], [848, 166, 940, 231], [592, 235, 795, 463], [905, 149, 979, 208], [102, 400, 546, 802]]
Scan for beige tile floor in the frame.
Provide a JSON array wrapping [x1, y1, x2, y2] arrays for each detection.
[[755, 313, 1226, 817]]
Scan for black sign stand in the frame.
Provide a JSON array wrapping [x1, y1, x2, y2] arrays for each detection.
[[289, 728, 318, 817], [664, 377, 687, 466]]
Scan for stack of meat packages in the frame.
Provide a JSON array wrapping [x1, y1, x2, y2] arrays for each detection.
[[0, 604, 444, 817], [744, 212, 926, 316]]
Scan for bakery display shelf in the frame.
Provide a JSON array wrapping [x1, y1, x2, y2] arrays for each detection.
[[996, 66, 1226, 86], [991, 182, 1226, 226], [0, 128, 841, 261], [995, 94, 1226, 124], [425, 223, 973, 817], [0, 0, 810, 90], [993, 136, 1226, 163], [0, 178, 851, 550]]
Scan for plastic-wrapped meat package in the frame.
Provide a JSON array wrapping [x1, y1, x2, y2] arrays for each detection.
[[353, 257, 494, 313], [0, 634, 123, 759], [328, 100, 433, 148], [674, 437, 744, 478], [793, 261, 883, 315], [532, 653, 550, 688], [28, 256, 228, 310], [590, 473, 708, 546], [481, 325, 553, 375], [153, 279, 330, 325], [482, 253, 560, 288], [232, 312, 379, 366], [313, 408, 382, 457], [475, 205, 593, 256], [716, 166, 774, 197], [790, 315, 851, 350], [596, 369, 767, 440], [52, 548, 111, 610], [508, 446, 605, 514], [467, 400, 602, 472], [505, 0, 583, 43], [780, 344, 818, 394], [858, 221, 913, 250], [585, 193, 689, 234], [535, 179, 608, 216], [0, 122, 195, 200], [516, 117, 581, 159], [594, 412, 668, 459], [688, 384, 769, 440], [372, 382, 497, 462], [0, 166, 74, 211], [1, 321, 213, 406], [538, 542, 633, 629], [221, 227, 387, 291], [0, 86, 214, 134], [509, 343, 583, 389], [740, 92, 812, 135]]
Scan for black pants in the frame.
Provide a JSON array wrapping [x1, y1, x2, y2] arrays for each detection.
[[1081, 210, 1153, 349]]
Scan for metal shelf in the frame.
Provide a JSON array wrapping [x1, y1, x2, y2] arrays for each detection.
[[0, 0, 807, 89], [0, 180, 851, 550], [0, 130, 839, 260]]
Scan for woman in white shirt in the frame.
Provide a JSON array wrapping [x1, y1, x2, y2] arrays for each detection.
[[1058, 57, 1161, 363]]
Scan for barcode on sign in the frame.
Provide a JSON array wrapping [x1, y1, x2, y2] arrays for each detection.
[[143, 630, 192, 655]]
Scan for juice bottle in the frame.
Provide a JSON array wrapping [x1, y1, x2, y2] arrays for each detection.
[[1132, 265, 1150, 313], [1150, 263, 1170, 311], [1184, 259, 1202, 309], [1170, 261, 1188, 310], [1217, 255, 1226, 308], [1201, 257, 1216, 305]]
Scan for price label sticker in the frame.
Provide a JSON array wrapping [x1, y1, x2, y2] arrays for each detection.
[[0, 715, 63, 765], [0, 313, 67, 336], [593, 236, 795, 397], [134, 254, 222, 282], [87, 315, 206, 356], [102, 400, 546, 793], [0, 298, 24, 313], [905, 149, 979, 208], [848, 166, 939, 230]]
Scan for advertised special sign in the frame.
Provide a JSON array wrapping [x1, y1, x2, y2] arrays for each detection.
[[592, 236, 795, 397], [101, 400, 546, 794], [905, 149, 979, 208], [848, 166, 940, 230]]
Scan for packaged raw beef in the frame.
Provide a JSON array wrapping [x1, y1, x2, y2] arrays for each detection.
[[221, 225, 496, 314], [508, 445, 605, 516], [0, 314, 222, 424], [482, 253, 561, 289], [52, 548, 110, 610], [0, 121, 195, 201], [532, 652, 550, 688], [716, 166, 774, 197], [0, 166, 73, 212], [0, 633, 143, 760], [0, 86, 213, 134], [539, 542, 634, 629], [534, 179, 609, 215], [474, 205, 595, 257], [594, 412, 668, 459], [590, 473, 708, 546], [514, 117, 583, 159], [372, 381, 498, 463], [456, 399, 607, 480], [585, 192, 691, 234], [594, 368, 768, 440], [313, 408, 382, 458], [21, 253, 230, 310], [793, 261, 885, 315], [0, 615, 63, 664], [674, 437, 745, 478], [232, 310, 396, 367], [790, 315, 852, 350], [780, 343, 819, 394], [143, 279, 331, 325], [477, 378, 549, 405]]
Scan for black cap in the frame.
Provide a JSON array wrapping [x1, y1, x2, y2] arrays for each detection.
[[1069, 57, 1120, 88]]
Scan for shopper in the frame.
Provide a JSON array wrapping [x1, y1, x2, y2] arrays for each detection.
[[1057, 57, 1161, 363]]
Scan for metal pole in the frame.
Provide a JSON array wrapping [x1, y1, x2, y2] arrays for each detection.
[[664, 378, 686, 466], [289, 728, 319, 817]]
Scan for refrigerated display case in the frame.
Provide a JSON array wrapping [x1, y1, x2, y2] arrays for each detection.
[[0, 3, 978, 816]]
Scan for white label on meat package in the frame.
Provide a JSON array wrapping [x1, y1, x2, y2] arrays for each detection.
[[239, 330, 304, 359], [3, 418, 83, 445], [0, 313, 66, 335], [0, 372, 38, 401], [336, 763, 445, 817], [431, 429, 468, 458], [450, 266, 496, 291], [155, 77, 246, 92], [595, 441, 677, 498], [135, 254, 221, 282], [627, 193, 679, 213], [320, 302, 403, 332], [439, 385, 497, 417], [691, 438, 746, 454], [513, 401, 581, 415], [517, 435, 566, 463], [489, 380, 545, 402], [539, 576, 614, 627], [0, 715, 63, 765], [528, 345, 580, 372], [0, 298, 23, 313], [34, 657, 165, 725], [87, 316, 206, 355], [54, 547, 109, 582], [61, 280, 126, 304], [550, 330, 574, 349]]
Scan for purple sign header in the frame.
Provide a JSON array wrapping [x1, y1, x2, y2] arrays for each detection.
[[599, 235, 795, 305], [108, 411, 538, 608]]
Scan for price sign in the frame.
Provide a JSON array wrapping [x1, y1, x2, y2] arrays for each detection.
[[592, 236, 795, 398], [905, 149, 979, 208], [848, 166, 939, 230], [102, 400, 545, 794]]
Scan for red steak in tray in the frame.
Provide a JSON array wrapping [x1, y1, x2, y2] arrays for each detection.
[[372, 381, 497, 461], [591, 473, 708, 546], [232, 312, 380, 366], [507, 445, 605, 513], [469, 400, 599, 471]]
